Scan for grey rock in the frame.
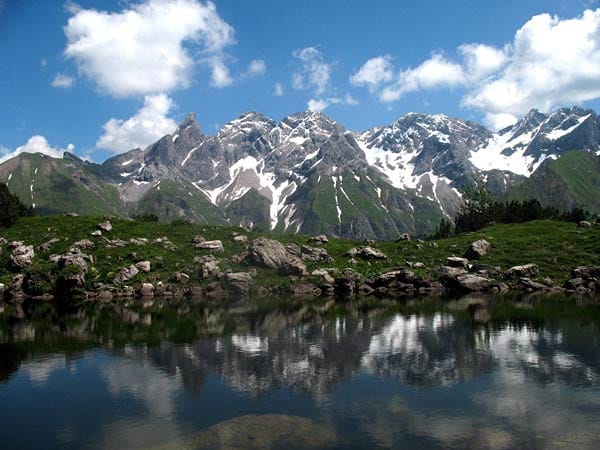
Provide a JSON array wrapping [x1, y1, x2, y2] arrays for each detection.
[[97, 221, 112, 232], [91, 230, 102, 237], [357, 246, 387, 260], [308, 234, 329, 244], [36, 238, 59, 252], [278, 258, 308, 276], [174, 272, 190, 283], [113, 265, 139, 284], [10, 244, 34, 269], [135, 261, 151, 272], [311, 269, 335, 285], [446, 256, 469, 268], [455, 274, 493, 291], [396, 233, 411, 241], [199, 255, 221, 279], [233, 234, 248, 243], [301, 245, 333, 263], [72, 239, 94, 249], [195, 240, 224, 252], [436, 265, 469, 279], [578, 220, 592, 228], [224, 272, 253, 295], [140, 283, 154, 296], [130, 238, 148, 246], [505, 263, 539, 278], [248, 237, 289, 268], [464, 239, 490, 260]]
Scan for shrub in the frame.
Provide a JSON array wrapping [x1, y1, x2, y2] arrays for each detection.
[[0, 183, 34, 228]]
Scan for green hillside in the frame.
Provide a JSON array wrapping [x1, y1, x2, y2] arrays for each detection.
[[505, 150, 600, 213]]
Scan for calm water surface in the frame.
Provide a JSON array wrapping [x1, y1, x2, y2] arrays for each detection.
[[1, 295, 600, 449]]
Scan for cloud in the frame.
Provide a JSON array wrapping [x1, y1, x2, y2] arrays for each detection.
[[96, 94, 177, 153], [353, 9, 600, 129], [51, 73, 75, 88], [463, 9, 600, 117], [379, 53, 465, 102], [0, 136, 74, 164], [64, 0, 235, 97], [274, 82, 284, 96], [458, 43, 508, 82], [307, 94, 358, 112], [208, 57, 233, 87], [246, 59, 266, 77], [350, 55, 394, 92], [292, 47, 332, 96]]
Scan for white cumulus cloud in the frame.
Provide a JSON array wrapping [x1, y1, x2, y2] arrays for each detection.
[[350, 55, 394, 92], [51, 73, 75, 88], [64, 0, 235, 97], [0, 136, 74, 164], [292, 47, 332, 96], [96, 94, 177, 153], [379, 53, 465, 102]]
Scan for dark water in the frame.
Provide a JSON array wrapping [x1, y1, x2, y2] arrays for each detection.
[[2, 295, 600, 450]]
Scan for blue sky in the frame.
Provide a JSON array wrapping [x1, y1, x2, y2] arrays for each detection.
[[1, 0, 599, 162]]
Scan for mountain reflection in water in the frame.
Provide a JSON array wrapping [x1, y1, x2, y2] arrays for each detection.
[[1, 295, 600, 449]]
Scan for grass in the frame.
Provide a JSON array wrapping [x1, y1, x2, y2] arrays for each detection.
[[0, 216, 599, 291]]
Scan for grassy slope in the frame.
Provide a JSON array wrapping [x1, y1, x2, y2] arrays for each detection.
[[505, 151, 600, 213], [0, 153, 126, 216], [1, 217, 599, 290]]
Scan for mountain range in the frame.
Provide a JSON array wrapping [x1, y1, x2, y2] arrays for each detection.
[[2, 106, 600, 239]]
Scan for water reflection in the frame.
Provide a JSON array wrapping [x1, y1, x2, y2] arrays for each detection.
[[1, 296, 600, 449]]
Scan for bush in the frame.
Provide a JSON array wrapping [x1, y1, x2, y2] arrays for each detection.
[[132, 213, 160, 223], [438, 185, 590, 237], [0, 183, 34, 228]]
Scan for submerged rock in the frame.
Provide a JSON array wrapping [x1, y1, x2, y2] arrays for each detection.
[[184, 414, 337, 450]]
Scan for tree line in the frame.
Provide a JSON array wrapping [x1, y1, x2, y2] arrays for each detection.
[[0, 183, 34, 228], [432, 186, 593, 239]]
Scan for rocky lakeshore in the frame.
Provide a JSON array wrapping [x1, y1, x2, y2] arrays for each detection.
[[1, 216, 599, 304]]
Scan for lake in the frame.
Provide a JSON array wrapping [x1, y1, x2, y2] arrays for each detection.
[[1, 295, 600, 449]]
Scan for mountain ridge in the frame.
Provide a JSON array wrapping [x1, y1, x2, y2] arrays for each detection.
[[2, 106, 600, 239]]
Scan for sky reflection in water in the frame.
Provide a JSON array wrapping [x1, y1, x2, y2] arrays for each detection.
[[1, 296, 600, 449]]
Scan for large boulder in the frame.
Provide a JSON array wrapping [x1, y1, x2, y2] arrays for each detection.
[[464, 239, 490, 260], [224, 272, 253, 295], [10, 243, 35, 269], [198, 255, 221, 279], [455, 274, 494, 291], [248, 237, 290, 268]]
